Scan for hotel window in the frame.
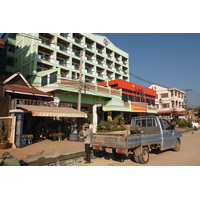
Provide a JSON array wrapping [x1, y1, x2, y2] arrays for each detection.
[[122, 94, 128, 102], [161, 93, 168, 98], [161, 104, 169, 108], [50, 72, 57, 84], [41, 75, 48, 86]]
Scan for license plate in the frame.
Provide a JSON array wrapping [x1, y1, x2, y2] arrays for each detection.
[[105, 148, 113, 153]]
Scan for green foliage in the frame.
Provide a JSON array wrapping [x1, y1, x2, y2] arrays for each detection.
[[81, 109, 93, 124], [97, 113, 125, 132], [171, 119, 192, 128]]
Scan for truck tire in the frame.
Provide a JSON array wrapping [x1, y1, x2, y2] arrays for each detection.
[[173, 139, 180, 152], [134, 155, 140, 163], [138, 147, 149, 164], [111, 150, 124, 162], [130, 155, 139, 163]]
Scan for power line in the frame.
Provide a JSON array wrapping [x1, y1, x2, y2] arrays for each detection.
[[8, 33, 199, 105], [16, 33, 156, 84]]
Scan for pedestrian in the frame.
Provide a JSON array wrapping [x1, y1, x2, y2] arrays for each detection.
[[82, 123, 92, 164], [0, 152, 21, 166]]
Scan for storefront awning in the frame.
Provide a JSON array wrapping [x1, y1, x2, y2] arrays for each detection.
[[17, 105, 87, 118]]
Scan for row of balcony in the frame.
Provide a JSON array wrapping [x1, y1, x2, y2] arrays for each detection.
[[61, 68, 126, 79], [39, 34, 128, 66], [38, 54, 128, 74], [56, 45, 128, 66]]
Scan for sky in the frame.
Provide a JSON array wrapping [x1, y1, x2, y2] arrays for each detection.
[[97, 33, 200, 107], [1, 2, 200, 107]]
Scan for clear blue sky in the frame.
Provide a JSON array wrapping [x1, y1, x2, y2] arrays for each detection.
[[97, 33, 200, 107]]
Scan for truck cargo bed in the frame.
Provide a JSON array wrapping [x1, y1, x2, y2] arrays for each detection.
[[92, 130, 162, 149]]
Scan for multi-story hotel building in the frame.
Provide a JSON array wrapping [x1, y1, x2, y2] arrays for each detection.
[[0, 33, 129, 85], [0, 33, 157, 132], [149, 84, 186, 120], [0, 33, 131, 131]]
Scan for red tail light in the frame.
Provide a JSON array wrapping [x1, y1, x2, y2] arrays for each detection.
[[116, 148, 125, 154], [94, 146, 102, 150]]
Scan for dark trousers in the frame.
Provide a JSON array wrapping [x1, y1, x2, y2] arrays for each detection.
[[85, 143, 91, 162]]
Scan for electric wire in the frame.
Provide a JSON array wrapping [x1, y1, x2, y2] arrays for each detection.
[[4, 33, 200, 106]]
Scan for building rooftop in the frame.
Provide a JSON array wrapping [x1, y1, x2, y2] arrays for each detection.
[[0, 72, 53, 97]]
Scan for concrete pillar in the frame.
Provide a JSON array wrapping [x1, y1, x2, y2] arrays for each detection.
[[92, 104, 102, 133], [14, 112, 24, 148]]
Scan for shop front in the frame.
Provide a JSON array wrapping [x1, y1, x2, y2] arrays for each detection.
[[11, 101, 87, 148]]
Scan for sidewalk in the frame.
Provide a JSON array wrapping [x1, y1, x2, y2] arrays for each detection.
[[0, 139, 85, 166]]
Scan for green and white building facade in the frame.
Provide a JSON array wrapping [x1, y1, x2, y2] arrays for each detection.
[[1, 33, 132, 131]]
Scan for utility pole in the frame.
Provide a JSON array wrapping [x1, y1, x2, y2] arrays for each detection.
[[78, 49, 83, 111], [184, 89, 192, 119]]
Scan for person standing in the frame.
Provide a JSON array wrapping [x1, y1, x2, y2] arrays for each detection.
[[82, 123, 92, 164]]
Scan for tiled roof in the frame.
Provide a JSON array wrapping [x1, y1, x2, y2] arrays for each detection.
[[4, 84, 52, 96]]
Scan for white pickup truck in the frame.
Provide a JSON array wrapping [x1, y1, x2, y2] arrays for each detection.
[[92, 116, 181, 164]]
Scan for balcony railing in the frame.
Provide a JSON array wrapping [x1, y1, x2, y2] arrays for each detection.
[[97, 73, 104, 78], [74, 38, 81, 44], [41, 38, 51, 46], [115, 58, 120, 62], [60, 78, 122, 96], [60, 33, 68, 38], [116, 68, 121, 72], [11, 98, 72, 109], [86, 44, 93, 50], [59, 46, 69, 52], [72, 63, 80, 70], [97, 60, 103, 66], [97, 49, 103, 54], [86, 56, 93, 62], [57, 60, 68, 66], [73, 51, 80, 57], [107, 54, 112, 59], [85, 69, 94, 75], [107, 65, 113, 69], [38, 54, 50, 62]]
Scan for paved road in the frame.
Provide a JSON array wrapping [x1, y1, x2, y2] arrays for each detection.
[[74, 130, 200, 166]]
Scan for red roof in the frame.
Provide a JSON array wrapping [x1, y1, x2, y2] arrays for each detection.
[[4, 84, 51, 96], [98, 79, 156, 97]]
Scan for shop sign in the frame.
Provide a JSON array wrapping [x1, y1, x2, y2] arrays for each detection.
[[130, 102, 147, 112], [147, 105, 157, 113]]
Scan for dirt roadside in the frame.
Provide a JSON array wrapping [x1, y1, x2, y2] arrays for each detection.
[[74, 129, 200, 166]]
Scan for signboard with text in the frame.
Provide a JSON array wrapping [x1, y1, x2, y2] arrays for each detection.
[[130, 102, 147, 112]]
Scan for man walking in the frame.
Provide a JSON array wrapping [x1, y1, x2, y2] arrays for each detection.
[[82, 123, 92, 164]]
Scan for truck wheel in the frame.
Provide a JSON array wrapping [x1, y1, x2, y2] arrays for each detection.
[[173, 139, 180, 152], [138, 147, 149, 164], [134, 155, 140, 163], [111, 150, 124, 162]]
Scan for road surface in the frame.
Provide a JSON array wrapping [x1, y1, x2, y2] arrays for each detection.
[[74, 129, 200, 166]]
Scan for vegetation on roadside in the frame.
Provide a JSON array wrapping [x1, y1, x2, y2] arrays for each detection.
[[171, 119, 192, 128], [97, 114, 126, 132]]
